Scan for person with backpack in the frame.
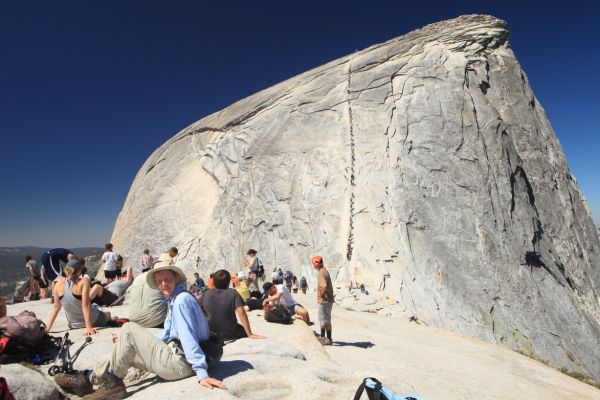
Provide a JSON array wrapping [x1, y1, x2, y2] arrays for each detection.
[[244, 249, 264, 282], [284, 270, 293, 293], [45, 258, 111, 336], [25, 255, 41, 300], [312, 256, 335, 345], [54, 264, 226, 398], [262, 282, 310, 325], [300, 276, 308, 294]]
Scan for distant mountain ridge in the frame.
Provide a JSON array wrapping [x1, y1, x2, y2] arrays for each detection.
[[0, 246, 103, 299]]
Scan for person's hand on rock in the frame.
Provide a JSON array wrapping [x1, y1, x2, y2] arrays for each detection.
[[248, 334, 266, 339], [199, 377, 226, 389], [84, 327, 97, 336]]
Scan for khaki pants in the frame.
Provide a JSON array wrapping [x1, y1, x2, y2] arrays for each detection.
[[94, 322, 194, 381]]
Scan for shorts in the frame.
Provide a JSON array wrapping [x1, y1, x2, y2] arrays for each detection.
[[285, 303, 304, 315], [93, 309, 108, 327], [36, 277, 48, 289], [223, 323, 248, 341], [95, 288, 119, 306], [318, 302, 333, 326], [104, 269, 118, 280]]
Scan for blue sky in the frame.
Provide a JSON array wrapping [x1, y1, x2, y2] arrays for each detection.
[[0, 1, 598, 247]]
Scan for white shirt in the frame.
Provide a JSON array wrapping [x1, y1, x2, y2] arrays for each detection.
[[102, 251, 119, 271], [276, 284, 296, 307], [107, 279, 129, 297]]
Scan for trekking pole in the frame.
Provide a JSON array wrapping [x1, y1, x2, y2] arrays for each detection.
[[68, 336, 92, 370]]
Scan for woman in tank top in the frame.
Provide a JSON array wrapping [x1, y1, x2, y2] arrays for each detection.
[[46, 258, 111, 335]]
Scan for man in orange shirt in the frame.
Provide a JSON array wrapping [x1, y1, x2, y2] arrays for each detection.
[[311, 255, 334, 345]]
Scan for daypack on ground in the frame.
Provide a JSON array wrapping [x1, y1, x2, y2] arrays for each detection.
[[200, 332, 223, 369], [0, 310, 45, 345], [266, 304, 293, 324], [353, 377, 425, 400], [0, 310, 61, 365]]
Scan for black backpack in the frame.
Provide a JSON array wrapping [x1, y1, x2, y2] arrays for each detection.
[[255, 257, 265, 278], [266, 304, 293, 324], [0, 333, 61, 365], [199, 332, 223, 369], [175, 291, 223, 369]]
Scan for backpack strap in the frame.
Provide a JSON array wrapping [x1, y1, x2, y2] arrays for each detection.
[[353, 379, 367, 400], [354, 377, 385, 400]]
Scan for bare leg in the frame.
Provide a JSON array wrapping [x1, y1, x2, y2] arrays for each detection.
[[296, 307, 310, 325], [89, 284, 104, 300]]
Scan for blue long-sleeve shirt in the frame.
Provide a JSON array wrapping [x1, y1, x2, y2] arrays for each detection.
[[158, 284, 210, 380]]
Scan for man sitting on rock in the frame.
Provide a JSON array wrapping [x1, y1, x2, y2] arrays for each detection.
[[54, 264, 226, 399], [262, 282, 311, 325], [200, 269, 265, 341], [157, 246, 178, 265], [89, 266, 134, 306], [127, 263, 168, 328]]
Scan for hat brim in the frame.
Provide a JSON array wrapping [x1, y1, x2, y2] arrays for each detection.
[[147, 265, 187, 289]]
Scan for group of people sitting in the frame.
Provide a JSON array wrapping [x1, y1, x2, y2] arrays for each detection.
[[17, 245, 334, 399]]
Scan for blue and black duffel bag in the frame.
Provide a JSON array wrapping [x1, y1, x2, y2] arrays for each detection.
[[353, 377, 425, 400]]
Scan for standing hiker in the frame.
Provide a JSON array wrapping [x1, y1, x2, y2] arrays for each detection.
[[101, 243, 120, 283], [139, 248, 154, 273], [25, 255, 41, 300], [243, 249, 263, 282], [299, 276, 308, 294], [312, 255, 334, 345]]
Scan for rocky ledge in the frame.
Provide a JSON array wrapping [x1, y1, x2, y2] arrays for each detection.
[[2, 294, 600, 400]]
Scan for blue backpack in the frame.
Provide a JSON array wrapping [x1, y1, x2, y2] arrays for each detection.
[[353, 378, 425, 400]]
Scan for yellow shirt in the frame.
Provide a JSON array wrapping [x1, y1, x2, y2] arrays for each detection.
[[236, 282, 250, 302]]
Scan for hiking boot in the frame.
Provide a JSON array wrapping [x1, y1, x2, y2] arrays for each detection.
[[54, 371, 93, 396], [317, 336, 332, 345], [83, 374, 127, 400]]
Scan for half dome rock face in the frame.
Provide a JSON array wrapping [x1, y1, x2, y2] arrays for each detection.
[[113, 15, 600, 379]]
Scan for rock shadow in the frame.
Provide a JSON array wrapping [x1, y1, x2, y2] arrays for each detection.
[[125, 376, 161, 395], [331, 341, 375, 349], [211, 360, 254, 380]]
